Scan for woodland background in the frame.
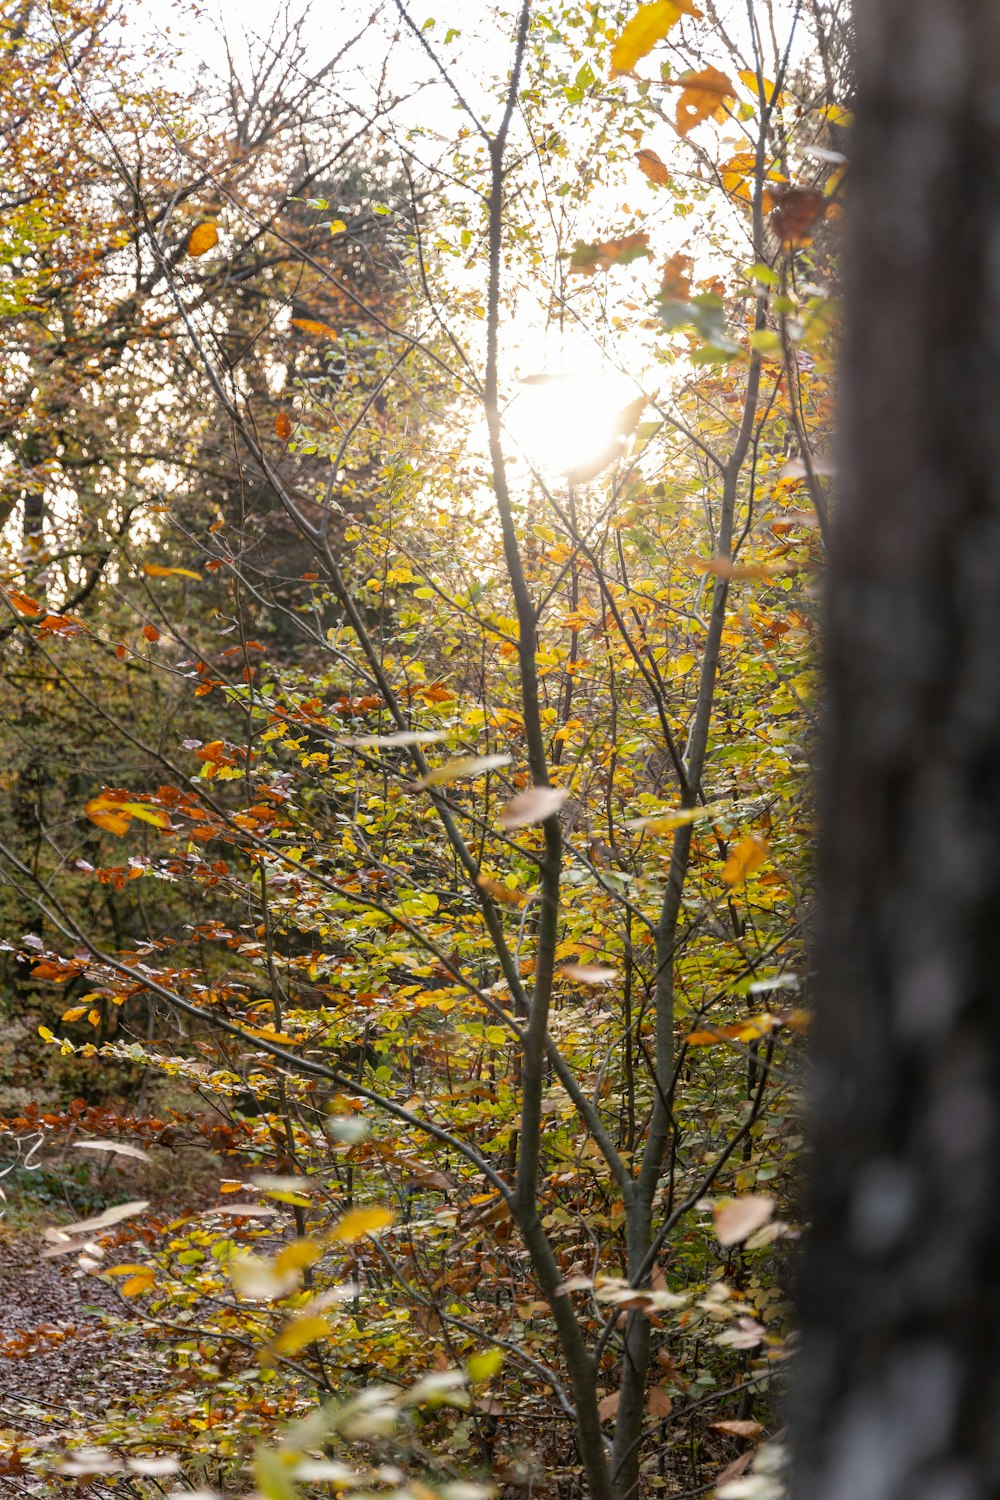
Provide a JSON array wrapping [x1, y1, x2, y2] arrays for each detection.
[[0, 2, 847, 1497]]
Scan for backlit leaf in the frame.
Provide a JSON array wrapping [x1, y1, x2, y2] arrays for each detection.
[[143, 563, 202, 580], [636, 148, 670, 185], [186, 221, 218, 256], [675, 66, 736, 136], [291, 317, 339, 340], [610, 0, 701, 76]]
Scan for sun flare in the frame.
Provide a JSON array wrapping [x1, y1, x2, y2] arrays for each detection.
[[504, 370, 643, 482]]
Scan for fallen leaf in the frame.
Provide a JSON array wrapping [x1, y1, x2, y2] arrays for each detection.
[[569, 232, 651, 276], [714, 1194, 775, 1247], [292, 317, 338, 340], [73, 1139, 152, 1162], [476, 874, 526, 906], [143, 563, 202, 580], [558, 964, 619, 985], [187, 221, 218, 256], [722, 834, 769, 887], [329, 1205, 395, 1242], [710, 1419, 763, 1438], [636, 148, 670, 185], [610, 0, 701, 75], [675, 66, 736, 136], [648, 1386, 674, 1418], [414, 753, 512, 789], [499, 785, 567, 829], [768, 185, 827, 245], [46, 1199, 149, 1241]]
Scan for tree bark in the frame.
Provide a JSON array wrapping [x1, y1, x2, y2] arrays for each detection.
[[793, 4, 1000, 1498]]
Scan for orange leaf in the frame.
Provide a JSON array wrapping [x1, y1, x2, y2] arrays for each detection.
[[143, 563, 201, 580], [275, 411, 293, 440], [722, 834, 769, 887], [291, 317, 338, 341], [8, 590, 42, 617], [636, 148, 670, 186], [675, 66, 736, 136], [475, 875, 526, 906], [143, 625, 160, 642], [187, 222, 218, 257], [598, 1391, 620, 1421]]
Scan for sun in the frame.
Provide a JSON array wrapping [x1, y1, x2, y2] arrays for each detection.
[[504, 370, 644, 483]]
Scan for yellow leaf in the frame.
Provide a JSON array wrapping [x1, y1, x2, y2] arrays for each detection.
[[291, 317, 338, 341], [721, 834, 769, 887], [62, 1006, 88, 1022], [121, 1269, 156, 1297], [143, 563, 202, 580], [610, 0, 701, 76], [106, 1263, 151, 1276], [270, 1313, 331, 1355], [274, 1239, 323, 1277], [467, 1347, 504, 1383], [675, 65, 736, 136], [329, 1205, 395, 1243], [737, 69, 786, 108], [186, 222, 218, 256], [38, 1026, 56, 1043]]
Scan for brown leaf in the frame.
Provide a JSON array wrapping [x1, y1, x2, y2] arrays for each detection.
[[598, 1391, 620, 1421], [187, 221, 218, 256], [710, 1419, 763, 1438], [498, 786, 567, 829], [636, 148, 670, 186], [716, 1451, 755, 1486], [647, 1386, 674, 1419], [660, 252, 693, 300], [768, 185, 827, 245], [675, 66, 736, 136], [714, 1194, 775, 1247]]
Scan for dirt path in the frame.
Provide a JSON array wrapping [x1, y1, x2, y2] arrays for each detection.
[[0, 1228, 162, 1496]]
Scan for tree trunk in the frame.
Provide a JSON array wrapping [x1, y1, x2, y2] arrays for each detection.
[[793, 5, 1000, 1498]]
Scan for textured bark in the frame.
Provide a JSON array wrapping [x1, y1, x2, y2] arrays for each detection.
[[793, 4, 1000, 1498]]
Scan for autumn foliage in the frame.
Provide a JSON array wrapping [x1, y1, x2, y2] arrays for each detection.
[[0, 2, 848, 1497]]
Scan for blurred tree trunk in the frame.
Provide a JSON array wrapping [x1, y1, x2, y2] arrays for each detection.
[[793, 4, 1000, 1498]]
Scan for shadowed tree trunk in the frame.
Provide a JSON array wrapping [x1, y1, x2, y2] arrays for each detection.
[[793, 4, 1000, 1498]]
